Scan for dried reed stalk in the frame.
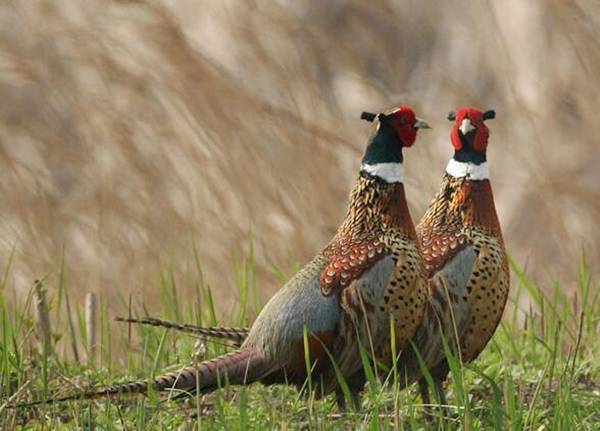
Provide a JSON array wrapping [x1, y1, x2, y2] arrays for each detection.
[[34, 280, 52, 357], [85, 292, 98, 365]]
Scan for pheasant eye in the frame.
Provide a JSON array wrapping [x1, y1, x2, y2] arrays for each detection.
[[398, 117, 407, 126]]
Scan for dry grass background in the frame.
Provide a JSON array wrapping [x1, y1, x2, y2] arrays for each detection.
[[1, 0, 598, 319]]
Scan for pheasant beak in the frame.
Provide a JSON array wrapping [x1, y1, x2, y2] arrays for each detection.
[[459, 118, 476, 135], [414, 118, 431, 130]]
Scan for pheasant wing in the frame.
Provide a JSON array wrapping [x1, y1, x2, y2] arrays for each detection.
[[319, 234, 388, 297]]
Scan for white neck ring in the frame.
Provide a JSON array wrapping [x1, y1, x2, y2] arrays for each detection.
[[446, 159, 489, 180], [361, 162, 404, 183]]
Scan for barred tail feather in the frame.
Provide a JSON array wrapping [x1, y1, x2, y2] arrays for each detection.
[[115, 317, 249, 344], [156, 349, 270, 393], [11, 349, 270, 408]]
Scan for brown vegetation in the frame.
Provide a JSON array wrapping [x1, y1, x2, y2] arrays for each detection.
[[1, 1, 598, 318]]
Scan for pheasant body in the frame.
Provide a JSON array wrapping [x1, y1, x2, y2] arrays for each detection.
[[418, 175, 508, 361], [398, 175, 508, 383]]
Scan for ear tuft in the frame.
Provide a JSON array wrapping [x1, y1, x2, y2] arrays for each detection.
[[377, 113, 393, 123], [360, 111, 377, 122], [447, 111, 456, 121], [483, 110, 496, 120]]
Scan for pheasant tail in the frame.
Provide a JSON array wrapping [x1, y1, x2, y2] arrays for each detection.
[[115, 317, 249, 344], [11, 349, 269, 408]]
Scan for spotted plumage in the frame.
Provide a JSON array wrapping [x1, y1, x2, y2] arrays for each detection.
[[317, 170, 429, 353], [402, 176, 508, 374], [320, 234, 386, 296], [418, 175, 508, 361], [13, 105, 431, 409], [321, 172, 427, 361]]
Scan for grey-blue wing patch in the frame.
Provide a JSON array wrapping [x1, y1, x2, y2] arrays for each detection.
[[433, 246, 477, 299], [242, 255, 340, 361], [430, 246, 477, 337]]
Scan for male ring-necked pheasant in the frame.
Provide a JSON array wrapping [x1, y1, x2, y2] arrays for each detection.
[[397, 107, 509, 410], [16, 105, 434, 409]]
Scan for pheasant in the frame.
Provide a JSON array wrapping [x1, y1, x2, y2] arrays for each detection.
[[396, 107, 509, 412], [15, 105, 433, 409]]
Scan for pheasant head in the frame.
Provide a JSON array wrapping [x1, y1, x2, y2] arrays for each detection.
[[446, 107, 495, 180], [359, 105, 430, 183]]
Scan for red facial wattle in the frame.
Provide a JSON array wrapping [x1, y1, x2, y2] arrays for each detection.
[[390, 105, 418, 147], [451, 107, 490, 152]]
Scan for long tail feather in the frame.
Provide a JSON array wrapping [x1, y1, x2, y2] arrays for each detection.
[[11, 349, 269, 408], [115, 317, 249, 344]]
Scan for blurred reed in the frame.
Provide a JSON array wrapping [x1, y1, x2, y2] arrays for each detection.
[[0, 0, 598, 320]]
